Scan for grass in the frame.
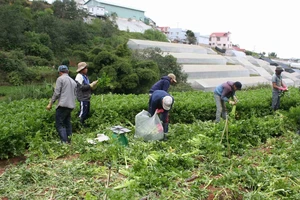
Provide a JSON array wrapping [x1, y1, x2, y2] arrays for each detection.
[[0, 83, 54, 102], [0, 124, 299, 199]]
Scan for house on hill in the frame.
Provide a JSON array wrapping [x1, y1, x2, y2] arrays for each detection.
[[84, 0, 145, 20], [209, 32, 232, 49], [82, 0, 154, 33]]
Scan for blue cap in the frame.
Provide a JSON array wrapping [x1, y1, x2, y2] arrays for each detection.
[[58, 65, 68, 72]]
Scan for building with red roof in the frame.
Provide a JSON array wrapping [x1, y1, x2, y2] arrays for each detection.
[[209, 32, 232, 49]]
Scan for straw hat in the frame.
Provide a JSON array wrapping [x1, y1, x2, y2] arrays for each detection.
[[168, 73, 177, 83], [77, 62, 87, 72]]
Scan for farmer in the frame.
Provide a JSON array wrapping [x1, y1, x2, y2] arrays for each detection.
[[213, 81, 242, 123], [149, 73, 177, 95], [272, 66, 288, 111], [75, 62, 98, 126], [148, 90, 174, 137], [46, 65, 77, 143]]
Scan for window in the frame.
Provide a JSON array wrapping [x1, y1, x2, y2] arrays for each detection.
[[227, 38, 229, 41], [223, 44, 226, 47], [217, 37, 220, 41], [209, 37, 211, 41], [209, 43, 211, 45]]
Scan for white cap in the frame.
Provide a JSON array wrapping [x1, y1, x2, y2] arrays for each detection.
[[162, 96, 173, 110]]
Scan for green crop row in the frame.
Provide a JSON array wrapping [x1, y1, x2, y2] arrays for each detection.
[[0, 87, 300, 158]]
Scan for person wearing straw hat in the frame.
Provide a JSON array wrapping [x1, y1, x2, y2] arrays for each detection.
[[272, 66, 288, 111], [46, 65, 77, 143], [149, 73, 177, 95], [75, 62, 98, 126], [148, 90, 174, 137]]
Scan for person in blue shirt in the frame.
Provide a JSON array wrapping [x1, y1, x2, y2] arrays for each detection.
[[149, 73, 177, 95], [213, 81, 242, 123], [148, 90, 174, 135]]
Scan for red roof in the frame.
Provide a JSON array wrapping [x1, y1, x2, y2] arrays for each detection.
[[232, 46, 246, 52], [210, 32, 230, 37]]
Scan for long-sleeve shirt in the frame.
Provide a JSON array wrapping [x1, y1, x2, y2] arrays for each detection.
[[149, 76, 171, 94], [148, 90, 174, 123], [214, 81, 236, 102], [51, 73, 77, 109]]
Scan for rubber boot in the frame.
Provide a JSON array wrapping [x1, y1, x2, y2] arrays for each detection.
[[162, 123, 169, 133]]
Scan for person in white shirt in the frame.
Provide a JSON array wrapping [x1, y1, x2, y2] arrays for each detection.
[[75, 62, 98, 126]]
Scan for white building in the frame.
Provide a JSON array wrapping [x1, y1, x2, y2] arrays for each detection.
[[209, 32, 232, 49], [167, 28, 209, 45]]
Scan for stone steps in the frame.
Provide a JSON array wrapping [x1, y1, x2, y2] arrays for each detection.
[[166, 53, 227, 65], [182, 64, 249, 79], [127, 39, 208, 54]]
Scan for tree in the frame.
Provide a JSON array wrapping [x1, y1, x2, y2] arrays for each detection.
[[0, 5, 32, 50], [131, 47, 187, 83], [186, 30, 197, 45], [52, 0, 87, 20], [268, 52, 277, 58], [143, 29, 168, 42]]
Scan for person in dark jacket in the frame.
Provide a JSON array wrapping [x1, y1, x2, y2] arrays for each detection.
[[214, 81, 242, 123], [149, 73, 177, 95], [75, 62, 98, 125], [148, 90, 174, 135]]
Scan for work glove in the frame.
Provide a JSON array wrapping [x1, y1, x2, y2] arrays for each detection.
[[46, 103, 52, 111], [156, 109, 164, 113], [233, 96, 238, 103], [89, 80, 98, 90], [229, 100, 236, 105]]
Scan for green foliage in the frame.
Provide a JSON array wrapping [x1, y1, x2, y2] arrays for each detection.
[[1, 88, 300, 199], [52, 0, 87, 20], [92, 51, 118, 74], [268, 52, 277, 58], [143, 29, 168, 42], [7, 71, 23, 86], [72, 50, 89, 63], [186, 30, 197, 44], [24, 42, 54, 61], [98, 18, 119, 38], [0, 1, 189, 92], [115, 42, 132, 57], [24, 55, 50, 66], [131, 48, 187, 83], [0, 4, 31, 50]]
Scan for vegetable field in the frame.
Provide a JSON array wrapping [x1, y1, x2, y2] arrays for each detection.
[[1, 87, 300, 199]]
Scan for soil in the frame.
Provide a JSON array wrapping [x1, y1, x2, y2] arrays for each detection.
[[0, 156, 27, 175]]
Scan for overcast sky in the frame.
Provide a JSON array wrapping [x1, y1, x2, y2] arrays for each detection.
[[102, 0, 298, 59]]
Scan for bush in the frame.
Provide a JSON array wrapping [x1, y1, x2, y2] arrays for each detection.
[[72, 50, 88, 63], [25, 55, 50, 66], [8, 71, 23, 86]]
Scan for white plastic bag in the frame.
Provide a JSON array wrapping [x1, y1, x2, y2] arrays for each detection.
[[134, 110, 164, 141]]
